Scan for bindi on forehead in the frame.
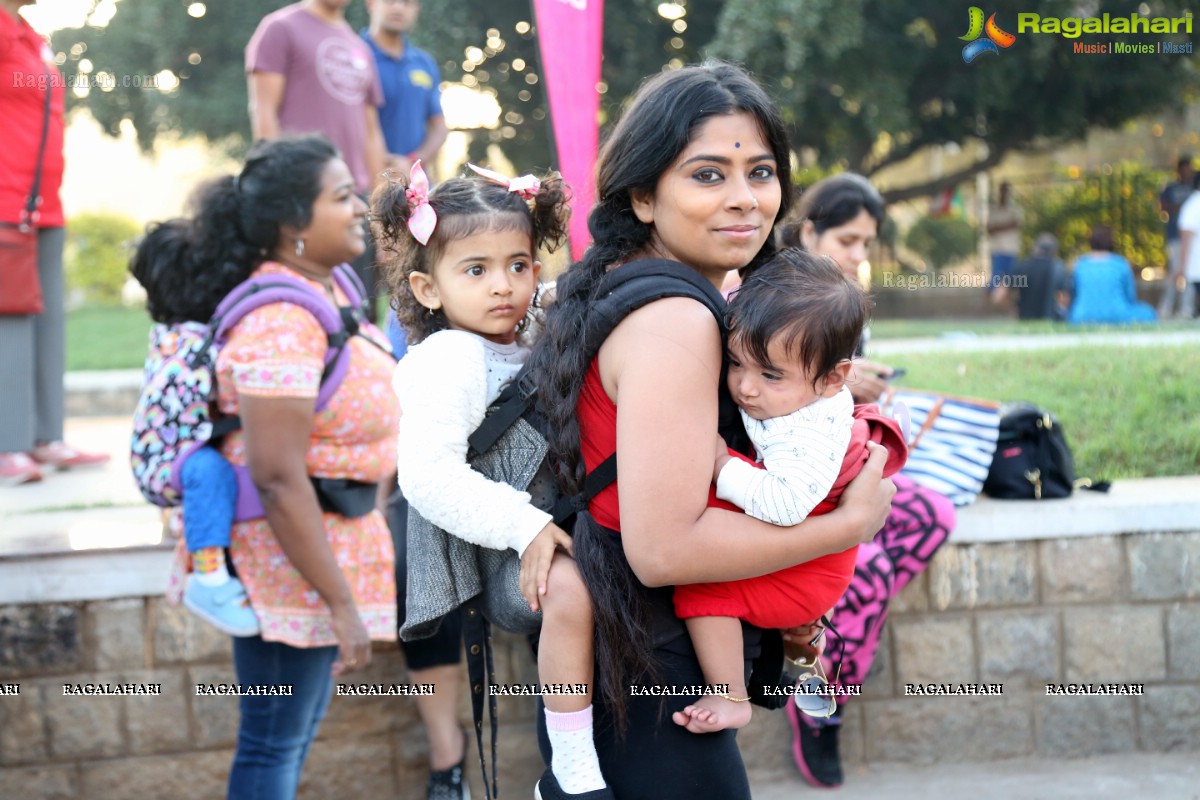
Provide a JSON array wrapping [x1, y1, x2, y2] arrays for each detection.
[[735, 142, 741, 148]]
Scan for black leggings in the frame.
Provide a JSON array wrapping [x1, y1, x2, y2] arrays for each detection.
[[536, 637, 754, 800], [388, 489, 463, 670]]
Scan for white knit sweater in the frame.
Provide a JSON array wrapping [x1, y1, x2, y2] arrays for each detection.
[[716, 387, 854, 526], [393, 330, 551, 556]]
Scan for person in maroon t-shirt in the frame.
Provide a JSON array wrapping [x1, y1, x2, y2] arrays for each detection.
[[0, 0, 108, 485], [246, 0, 388, 320]]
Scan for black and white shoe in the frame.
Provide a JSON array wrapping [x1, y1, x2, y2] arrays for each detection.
[[427, 755, 470, 800], [533, 769, 615, 800]]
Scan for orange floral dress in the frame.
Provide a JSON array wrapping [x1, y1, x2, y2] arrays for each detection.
[[215, 262, 399, 648]]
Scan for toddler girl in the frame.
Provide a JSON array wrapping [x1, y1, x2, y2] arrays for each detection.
[[376, 162, 611, 800]]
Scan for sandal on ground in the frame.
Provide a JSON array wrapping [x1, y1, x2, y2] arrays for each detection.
[[29, 441, 110, 469]]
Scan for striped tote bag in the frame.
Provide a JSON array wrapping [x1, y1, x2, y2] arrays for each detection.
[[880, 388, 1002, 507]]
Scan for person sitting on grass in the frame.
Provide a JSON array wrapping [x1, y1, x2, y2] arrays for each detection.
[[1067, 224, 1156, 325]]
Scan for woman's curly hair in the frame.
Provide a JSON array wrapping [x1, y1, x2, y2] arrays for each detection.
[[372, 167, 570, 344], [130, 135, 337, 324]]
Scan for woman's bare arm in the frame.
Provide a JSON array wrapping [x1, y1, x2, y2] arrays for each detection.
[[600, 298, 894, 588], [240, 394, 371, 673]]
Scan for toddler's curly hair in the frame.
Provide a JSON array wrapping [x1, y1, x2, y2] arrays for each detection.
[[372, 167, 570, 343]]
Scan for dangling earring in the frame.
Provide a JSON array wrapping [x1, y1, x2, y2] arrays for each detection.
[[295, 238, 305, 257], [425, 305, 434, 318]]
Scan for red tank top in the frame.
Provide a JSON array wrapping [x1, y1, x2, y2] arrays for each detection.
[[577, 357, 754, 531], [578, 358, 622, 529]]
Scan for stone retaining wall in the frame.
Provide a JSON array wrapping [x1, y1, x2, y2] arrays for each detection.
[[3, 528, 1198, 799]]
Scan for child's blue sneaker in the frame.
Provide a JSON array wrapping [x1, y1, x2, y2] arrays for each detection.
[[184, 577, 260, 637]]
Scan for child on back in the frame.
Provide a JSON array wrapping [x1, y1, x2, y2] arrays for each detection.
[[375, 162, 611, 800], [672, 249, 908, 734], [131, 221, 260, 638]]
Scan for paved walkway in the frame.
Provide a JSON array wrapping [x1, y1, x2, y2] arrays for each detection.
[[751, 751, 1200, 799], [0, 416, 161, 557], [872, 327, 1200, 355]]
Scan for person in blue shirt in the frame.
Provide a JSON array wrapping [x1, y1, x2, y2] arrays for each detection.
[[363, 0, 448, 179], [1068, 224, 1157, 325]]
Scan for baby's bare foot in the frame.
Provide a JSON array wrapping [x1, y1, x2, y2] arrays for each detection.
[[670, 694, 753, 734]]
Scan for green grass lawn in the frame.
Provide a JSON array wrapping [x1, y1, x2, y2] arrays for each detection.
[[869, 317, 1196, 340], [66, 299, 396, 372], [66, 305, 153, 371], [881, 343, 1200, 481], [67, 304, 1199, 480], [74, 302, 1196, 371]]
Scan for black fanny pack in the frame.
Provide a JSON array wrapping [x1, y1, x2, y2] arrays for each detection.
[[312, 477, 379, 518]]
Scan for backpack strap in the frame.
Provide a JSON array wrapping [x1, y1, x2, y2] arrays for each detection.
[[563, 261, 729, 517], [582, 258, 728, 357], [210, 271, 357, 414], [210, 271, 374, 519], [466, 370, 538, 458], [331, 262, 368, 312]]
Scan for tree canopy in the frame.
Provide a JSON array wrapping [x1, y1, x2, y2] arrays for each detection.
[[51, 0, 1196, 200], [709, 0, 1197, 199], [51, 0, 704, 166]]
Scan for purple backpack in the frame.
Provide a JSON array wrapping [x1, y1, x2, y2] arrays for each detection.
[[130, 265, 369, 521]]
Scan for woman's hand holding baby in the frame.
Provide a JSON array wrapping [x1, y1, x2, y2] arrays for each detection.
[[838, 442, 896, 544]]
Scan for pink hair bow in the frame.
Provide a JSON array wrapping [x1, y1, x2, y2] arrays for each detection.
[[406, 160, 437, 245], [467, 163, 541, 200]]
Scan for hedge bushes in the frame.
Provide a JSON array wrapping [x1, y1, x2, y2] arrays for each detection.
[[65, 212, 142, 305]]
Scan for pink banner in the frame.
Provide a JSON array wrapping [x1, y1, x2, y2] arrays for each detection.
[[533, 0, 603, 260]]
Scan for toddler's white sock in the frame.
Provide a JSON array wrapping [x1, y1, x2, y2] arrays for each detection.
[[545, 705, 606, 794]]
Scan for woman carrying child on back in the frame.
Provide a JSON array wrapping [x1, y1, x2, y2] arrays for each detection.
[[375, 162, 613, 800], [132, 134, 400, 798]]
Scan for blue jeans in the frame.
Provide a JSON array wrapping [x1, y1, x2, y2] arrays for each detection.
[[181, 446, 237, 551], [227, 636, 338, 800], [990, 252, 1017, 289]]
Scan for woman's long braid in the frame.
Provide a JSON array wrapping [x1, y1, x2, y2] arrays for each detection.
[[530, 60, 796, 734], [532, 202, 651, 495], [529, 203, 662, 734]]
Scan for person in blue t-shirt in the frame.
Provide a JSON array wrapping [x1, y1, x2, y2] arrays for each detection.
[[1068, 225, 1157, 325], [363, 0, 448, 180]]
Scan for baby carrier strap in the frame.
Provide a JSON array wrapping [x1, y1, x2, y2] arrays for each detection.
[[457, 259, 729, 800], [210, 264, 365, 416], [203, 264, 382, 522], [468, 258, 729, 522]]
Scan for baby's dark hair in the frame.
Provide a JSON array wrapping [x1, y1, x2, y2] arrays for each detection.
[[372, 167, 570, 343], [728, 248, 869, 388]]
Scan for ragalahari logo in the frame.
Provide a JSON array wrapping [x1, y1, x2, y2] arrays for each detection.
[[960, 7, 1016, 62]]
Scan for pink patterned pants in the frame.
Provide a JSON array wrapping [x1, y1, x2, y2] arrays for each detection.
[[825, 474, 956, 701]]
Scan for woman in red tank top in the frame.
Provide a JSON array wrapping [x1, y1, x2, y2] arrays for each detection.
[[526, 62, 895, 800]]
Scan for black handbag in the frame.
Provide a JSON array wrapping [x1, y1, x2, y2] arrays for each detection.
[[984, 402, 1108, 499]]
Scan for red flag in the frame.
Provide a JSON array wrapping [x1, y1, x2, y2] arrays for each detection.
[[533, 0, 603, 259]]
